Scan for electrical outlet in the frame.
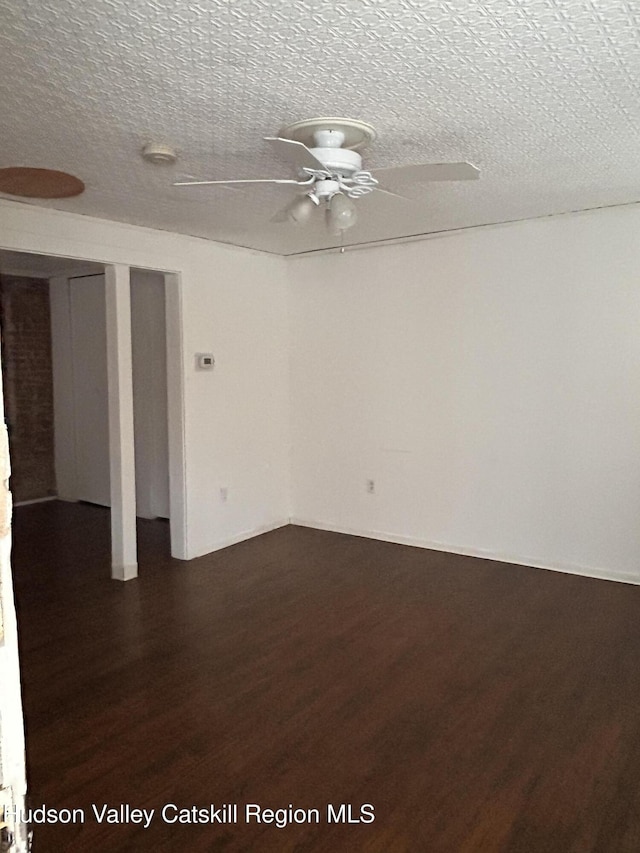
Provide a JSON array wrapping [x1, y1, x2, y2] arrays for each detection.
[[366, 479, 375, 494], [196, 353, 215, 370], [220, 487, 228, 503]]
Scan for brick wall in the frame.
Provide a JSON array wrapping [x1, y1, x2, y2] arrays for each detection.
[[0, 276, 56, 503]]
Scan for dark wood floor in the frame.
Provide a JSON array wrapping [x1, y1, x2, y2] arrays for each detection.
[[11, 501, 640, 852]]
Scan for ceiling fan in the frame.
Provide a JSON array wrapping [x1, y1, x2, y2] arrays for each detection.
[[174, 118, 480, 234]]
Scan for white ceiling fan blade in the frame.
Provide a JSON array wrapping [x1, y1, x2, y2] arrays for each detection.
[[375, 185, 409, 200], [173, 173, 247, 193], [375, 162, 480, 185], [270, 203, 293, 223], [264, 137, 327, 172], [173, 177, 305, 187]]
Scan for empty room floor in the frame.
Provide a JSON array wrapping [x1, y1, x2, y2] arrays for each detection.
[[11, 501, 640, 852]]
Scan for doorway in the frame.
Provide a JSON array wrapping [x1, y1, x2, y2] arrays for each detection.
[[0, 250, 185, 574]]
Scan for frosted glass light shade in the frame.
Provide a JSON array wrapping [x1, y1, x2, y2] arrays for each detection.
[[287, 194, 316, 224], [328, 192, 357, 232]]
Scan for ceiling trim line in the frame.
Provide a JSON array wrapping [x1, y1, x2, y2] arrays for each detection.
[[287, 198, 640, 259]]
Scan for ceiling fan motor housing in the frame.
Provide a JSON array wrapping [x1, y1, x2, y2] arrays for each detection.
[[307, 147, 362, 177]]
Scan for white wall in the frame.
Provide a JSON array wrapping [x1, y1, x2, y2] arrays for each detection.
[[1, 199, 291, 559], [289, 205, 640, 583], [6, 196, 640, 584]]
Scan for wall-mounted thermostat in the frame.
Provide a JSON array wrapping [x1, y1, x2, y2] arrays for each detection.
[[196, 353, 215, 370]]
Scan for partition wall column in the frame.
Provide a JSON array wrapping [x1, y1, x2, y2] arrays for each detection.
[[105, 264, 137, 580]]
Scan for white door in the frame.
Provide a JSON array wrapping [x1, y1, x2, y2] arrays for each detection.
[[70, 275, 110, 506]]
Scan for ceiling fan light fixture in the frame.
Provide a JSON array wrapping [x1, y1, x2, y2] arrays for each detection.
[[285, 193, 317, 225], [176, 117, 480, 239], [327, 192, 357, 233]]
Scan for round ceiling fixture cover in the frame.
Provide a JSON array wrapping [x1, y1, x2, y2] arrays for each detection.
[[0, 167, 85, 199], [279, 118, 377, 151]]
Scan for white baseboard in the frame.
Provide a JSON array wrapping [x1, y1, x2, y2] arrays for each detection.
[[13, 496, 57, 507], [187, 518, 291, 560], [290, 517, 640, 587]]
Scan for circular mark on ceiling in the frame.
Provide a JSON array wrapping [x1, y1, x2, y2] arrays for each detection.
[[0, 167, 85, 198]]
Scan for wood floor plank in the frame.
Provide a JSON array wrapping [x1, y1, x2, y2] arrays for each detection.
[[11, 501, 640, 852]]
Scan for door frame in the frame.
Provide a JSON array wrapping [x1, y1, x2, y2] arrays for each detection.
[[163, 272, 187, 561], [103, 264, 189, 572], [0, 248, 188, 572]]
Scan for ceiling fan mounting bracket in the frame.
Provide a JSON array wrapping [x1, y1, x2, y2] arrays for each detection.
[[279, 117, 377, 152]]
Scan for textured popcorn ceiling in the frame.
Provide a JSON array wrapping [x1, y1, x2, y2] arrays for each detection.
[[1, 0, 640, 255]]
